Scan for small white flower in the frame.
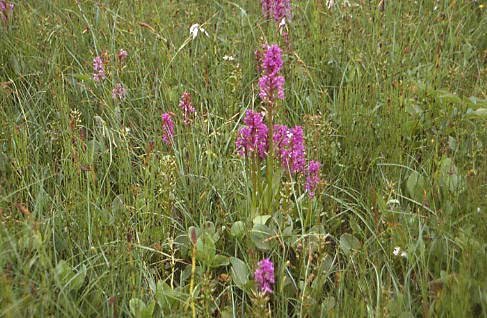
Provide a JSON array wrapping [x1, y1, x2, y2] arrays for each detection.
[[387, 199, 400, 206], [223, 55, 236, 61], [279, 18, 287, 29], [124, 127, 131, 134], [189, 23, 209, 40], [393, 246, 401, 256], [393, 246, 408, 258], [478, 207, 481, 214], [326, 0, 335, 10]]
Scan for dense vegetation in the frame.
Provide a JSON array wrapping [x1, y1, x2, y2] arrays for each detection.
[[1, 1, 486, 317]]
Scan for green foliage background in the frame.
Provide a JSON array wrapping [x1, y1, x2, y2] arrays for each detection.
[[1, 1, 486, 317]]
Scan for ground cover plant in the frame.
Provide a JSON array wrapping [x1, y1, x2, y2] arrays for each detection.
[[1, 0, 486, 317]]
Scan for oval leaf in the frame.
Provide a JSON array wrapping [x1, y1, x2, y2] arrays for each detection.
[[340, 233, 361, 256], [230, 257, 250, 289]]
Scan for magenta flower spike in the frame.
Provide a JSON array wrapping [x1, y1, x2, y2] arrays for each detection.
[[92, 56, 106, 82], [254, 258, 275, 294], [262, 44, 283, 75], [235, 110, 269, 159], [161, 113, 175, 146], [258, 44, 285, 104], [111, 83, 127, 101], [274, 0, 292, 22], [305, 160, 321, 197], [273, 125, 306, 173], [0, 1, 14, 21], [179, 92, 195, 126], [117, 49, 128, 62], [261, 0, 272, 19], [260, 0, 292, 22]]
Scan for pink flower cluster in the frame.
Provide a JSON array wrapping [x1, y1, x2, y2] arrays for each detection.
[[179, 92, 195, 126], [111, 83, 126, 101], [0, 1, 14, 21], [273, 124, 306, 173], [305, 160, 320, 197], [258, 44, 285, 104], [91, 49, 129, 101], [254, 258, 275, 294], [161, 113, 175, 146], [117, 49, 128, 62], [160, 91, 197, 147], [237, 43, 321, 197], [235, 112, 320, 195], [93, 56, 106, 82], [261, 0, 292, 22], [93, 48, 127, 82], [236, 110, 269, 159]]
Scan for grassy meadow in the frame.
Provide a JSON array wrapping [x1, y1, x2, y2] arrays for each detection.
[[1, 0, 487, 317]]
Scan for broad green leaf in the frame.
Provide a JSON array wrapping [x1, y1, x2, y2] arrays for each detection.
[[211, 255, 230, 268], [251, 224, 272, 250], [406, 171, 426, 203], [466, 108, 487, 118], [204, 221, 216, 236], [70, 264, 86, 291], [230, 221, 245, 238], [55, 261, 85, 291], [437, 89, 462, 104], [55, 260, 73, 287], [253, 215, 271, 226], [282, 225, 293, 237], [155, 280, 188, 313], [129, 298, 155, 318], [143, 301, 155, 318], [438, 157, 464, 193], [339, 233, 361, 256], [155, 281, 174, 311], [321, 296, 336, 312], [129, 298, 145, 317], [196, 232, 216, 266], [230, 257, 249, 289], [319, 254, 335, 274], [111, 195, 125, 214], [467, 96, 487, 107]]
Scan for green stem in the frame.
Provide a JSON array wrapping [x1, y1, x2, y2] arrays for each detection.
[[190, 243, 196, 318], [251, 154, 258, 218], [266, 102, 274, 214], [305, 197, 312, 229]]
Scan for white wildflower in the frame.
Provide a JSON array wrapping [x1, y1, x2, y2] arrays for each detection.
[[393, 246, 408, 258], [189, 23, 209, 40], [326, 0, 335, 10], [223, 55, 236, 61], [279, 18, 287, 29], [387, 199, 400, 206], [393, 246, 401, 256]]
